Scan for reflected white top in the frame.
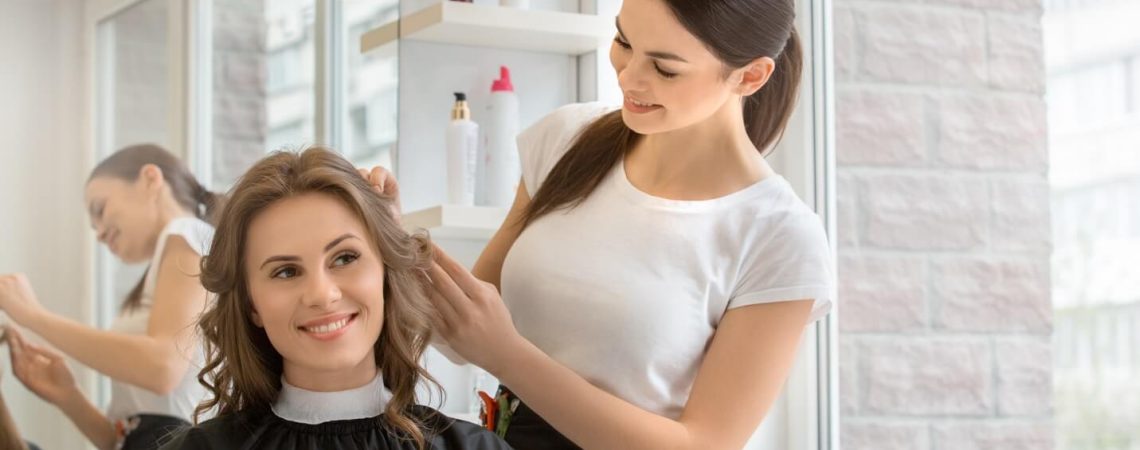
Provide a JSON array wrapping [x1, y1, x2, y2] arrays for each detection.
[[106, 217, 215, 422]]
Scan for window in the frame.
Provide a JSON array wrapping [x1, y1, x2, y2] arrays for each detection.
[[209, 0, 317, 189], [1047, 0, 1140, 447], [342, 0, 399, 169], [1048, 60, 1135, 133]]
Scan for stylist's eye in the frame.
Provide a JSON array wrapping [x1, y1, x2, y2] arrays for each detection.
[[272, 266, 299, 279]]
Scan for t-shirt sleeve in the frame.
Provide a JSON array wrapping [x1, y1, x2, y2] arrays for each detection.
[[517, 102, 618, 197], [167, 217, 215, 257], [728, 210, 836, 323]]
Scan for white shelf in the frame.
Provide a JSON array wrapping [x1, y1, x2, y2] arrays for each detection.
[[360, 2, 613, 55], [402, 205, 509, 240]]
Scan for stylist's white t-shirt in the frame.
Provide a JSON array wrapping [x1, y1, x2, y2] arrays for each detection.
[[499, 103, 835, 419]]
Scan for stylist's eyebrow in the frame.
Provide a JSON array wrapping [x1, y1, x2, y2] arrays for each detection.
[[614, 17, 689, 63], [259, 233, 360, 269]]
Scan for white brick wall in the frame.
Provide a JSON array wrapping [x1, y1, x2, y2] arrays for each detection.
[[862, 337, 993, 415], [931, 422, 1053, 450], [856, 5, 988, 86], [835, 0, 1053, 447], [994, 338, 1052, 416], [842, 421, 931, 450]]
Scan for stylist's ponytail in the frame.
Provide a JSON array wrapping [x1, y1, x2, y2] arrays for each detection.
[[744, 27, 802, 154], [195, 183, 225, 226]]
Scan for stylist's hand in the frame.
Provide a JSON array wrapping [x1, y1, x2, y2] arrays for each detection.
[[358, 166, 402, 222], [5, 326, 78, 407], [428, 244, 527, 375], [0, 274, 44, 324]]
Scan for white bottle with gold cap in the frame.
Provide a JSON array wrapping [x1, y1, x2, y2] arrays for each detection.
[[446, 92, 479, 206]]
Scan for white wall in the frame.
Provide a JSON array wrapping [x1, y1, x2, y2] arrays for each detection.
[[0, 0, 92, 448]]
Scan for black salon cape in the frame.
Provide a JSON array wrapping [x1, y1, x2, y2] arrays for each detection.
[[159, 405, 513, 450]]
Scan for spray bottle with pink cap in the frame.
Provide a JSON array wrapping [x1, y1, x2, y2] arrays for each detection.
[[479, 66, 521, 207]]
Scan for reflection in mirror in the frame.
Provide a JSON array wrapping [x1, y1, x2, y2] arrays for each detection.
[[211, 0, 314, 188], [210, 0, 400, 188], [94, 0, 170, 334]]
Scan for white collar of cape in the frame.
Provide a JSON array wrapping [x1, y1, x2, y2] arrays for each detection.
[[271, 372, 392, 425]]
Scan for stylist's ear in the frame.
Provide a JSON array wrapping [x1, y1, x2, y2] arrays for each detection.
[[138, 164, 165, 192], [250, 309, 264, 328], [735, 56, 776, 97]]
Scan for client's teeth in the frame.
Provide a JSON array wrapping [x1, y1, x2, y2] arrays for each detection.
[[307, 318, 349, 334]]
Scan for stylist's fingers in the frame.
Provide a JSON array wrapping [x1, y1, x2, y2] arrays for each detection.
[[23, 341, 63, 363], [369, 167, 388, 193], [364, 166, 403, 220], [428, 289, 458, 338], [429, 262, 468, 315], [5, 326, 25, 356], [423, 267, 458, 323], [7, 329, 44, 369], [6, 328, 29, 379], [370, 167, 400, 198], [431, 244, 489, 300]]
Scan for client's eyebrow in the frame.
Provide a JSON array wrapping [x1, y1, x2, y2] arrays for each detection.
[[259, 233, 359, 269]]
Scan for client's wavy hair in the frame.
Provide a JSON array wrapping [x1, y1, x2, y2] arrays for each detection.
[[193, 147, 437, 449]]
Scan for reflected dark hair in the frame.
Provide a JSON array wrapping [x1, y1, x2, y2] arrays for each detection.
[[88, 143, 224, 312], [522, 0, 802, 227]]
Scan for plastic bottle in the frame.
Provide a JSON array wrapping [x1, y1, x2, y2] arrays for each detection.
[[481, 66, 520, 207], [446, 92, 479, 206]]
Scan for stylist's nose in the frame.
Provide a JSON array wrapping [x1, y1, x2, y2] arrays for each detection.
[[617, 58, 650, 92], [303, 269, 341, 308], [94, 223, 110, 244]]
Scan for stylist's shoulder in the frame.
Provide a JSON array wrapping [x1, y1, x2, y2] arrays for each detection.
[[527, 101, 618, 143], [518, 102, 618, 195]]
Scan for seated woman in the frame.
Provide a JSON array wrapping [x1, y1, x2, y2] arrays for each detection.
[[162, 147, 511, 450]]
